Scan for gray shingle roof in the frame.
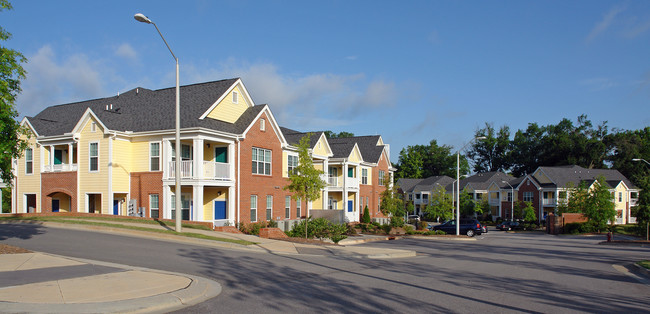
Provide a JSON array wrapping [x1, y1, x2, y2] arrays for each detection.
[[280, 127, 323, 148], [324, 135, 385, 163], [26, 78, 264, 136], [327, 137, 358, 159], [397, 178, 423, 193], [452, 171, 516, 192], [409, 175, 455, 193], [537, 165, 637, 189]]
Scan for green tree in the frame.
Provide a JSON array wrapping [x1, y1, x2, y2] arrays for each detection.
[[380, 174, 404, 218], [558, 182, 590, 215], [405, 201, 415, 216], [423, 185, 454, 222], [324, 131, 354, 138], [521, 201, 537, 222], [362, 205, 371, 223], [0, 0, 29, 186], [284, 134, 326, 237], [459, 189, 475, 217], [395, 139, 470, 179], [584, 176, 616, 232], [467, 123, 512, 173], [631, 176, 650, 237]]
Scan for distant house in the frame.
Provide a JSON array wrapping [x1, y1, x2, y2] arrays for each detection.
[[11, 78, 394, 225], [398, 176, 454, 216]]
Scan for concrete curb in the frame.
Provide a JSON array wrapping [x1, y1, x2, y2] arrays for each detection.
[[402, 235, 477, 241], [634, 263, 650, 278], [0, 253, 222, 314]]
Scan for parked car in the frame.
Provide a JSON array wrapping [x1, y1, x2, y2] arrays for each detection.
[[496, 220, 521, 231], [430, 219, 484, 237], [407, 215, 421, 224]]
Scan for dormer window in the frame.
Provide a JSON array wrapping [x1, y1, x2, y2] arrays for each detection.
[[232, 91, 238, 104]]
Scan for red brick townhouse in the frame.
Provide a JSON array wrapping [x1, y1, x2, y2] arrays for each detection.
[[11, 78, 394, 226]]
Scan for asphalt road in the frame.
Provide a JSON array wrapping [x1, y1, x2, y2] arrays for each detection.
[[1, 223, 649, 313]]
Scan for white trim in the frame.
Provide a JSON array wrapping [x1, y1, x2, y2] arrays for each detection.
[[149, 141, 162, 171], [89, 142, 99, 172], [20, 118, 40, 137], [199, 79, 255, 120], [232, 91, 238, 104], [241, 106, 288, 145], [71, 108, 110, 135]]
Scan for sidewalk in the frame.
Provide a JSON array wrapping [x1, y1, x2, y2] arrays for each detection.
[[0, 252, 221, 314]]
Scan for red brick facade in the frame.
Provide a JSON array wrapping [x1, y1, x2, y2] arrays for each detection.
[[359, 152, 390, 220], [130, 171, 164, 218], [41, 171, 77, 213], [518, 177, 541, 220]]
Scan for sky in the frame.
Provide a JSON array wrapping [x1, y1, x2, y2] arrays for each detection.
[[3, 1, 650, 163]]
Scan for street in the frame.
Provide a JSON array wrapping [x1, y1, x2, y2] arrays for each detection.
[[1, 223, 649, 313]]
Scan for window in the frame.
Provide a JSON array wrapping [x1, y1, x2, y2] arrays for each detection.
[[232, 91, 238, 103], [215, 147, 228, 163], [266, 195, 273, 220], [559, 191, 567, 199], [296, 197, 301, 217], [408, 194, 413, 201], [91, 122, 97, 132], [150, 194, 159, 219], [25, 148, 33, 174], [507, 192, 512, 202], [475, 193, 482, 200], [89, 142, 99, 171], [250, 195, 257, 222], [287, 155, 298, 175], [285, 196, 291, 219], [252, 147, 271, 175], [362, 168, 368, 185], [523, 192, 534, 202], [260, 119, 266, 131], [378, 197, 381, 211], [618, 192, 623, 202], [150, 142, 160, 171], [422, 194, 429, 200], [378, 170, 385, 186], [328, 197, 337, 210]]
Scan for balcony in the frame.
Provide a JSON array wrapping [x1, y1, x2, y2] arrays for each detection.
[[43, 164, 78, 172], [489, 198, 500, 206], [414, 199, 429, 205], [324, 176, 359, 189], [542, 198, 557, 206], [168, 161, 232, 180], [630, 199, 639, 207]]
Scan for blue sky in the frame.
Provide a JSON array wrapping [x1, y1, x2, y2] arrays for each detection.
[[4, 1, 650, 163]]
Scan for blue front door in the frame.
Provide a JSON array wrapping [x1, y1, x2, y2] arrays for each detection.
[[347, 200, 353, 212], [113, 200, 119, 215], [214, 201, 227, 220], [52, 200, 60, 212]]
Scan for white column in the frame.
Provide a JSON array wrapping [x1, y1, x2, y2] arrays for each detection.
[[162, 139, 170, 179], [343, 163, 348, 212], [354, 192, 360, 222], [193, 139, 204, 180], [322, 159, 328, 210], [228, 186, 236, 225], [49, 145, 54, 170], [68, 143, 73, 167], [228, 143, 235, 180], [193, 185, 203, 221], [163, 185, 171, 219]]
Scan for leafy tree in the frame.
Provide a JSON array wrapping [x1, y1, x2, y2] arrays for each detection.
[[324, 131, 354, 138], [631, 176, 650, 237], [0, 0, 29, 187], [583, 176, 616, 232], [423, 185, 454, 222], [467, 123, 512, 173], [395, 139, 470, 179], [521, 201, 537, 222], [473, 199, 489, 217], [606, 127, 650, 184], [405, 201, 415, 216], [458, 189, 475, 217], [284, 134, 326, 237], [380, 174, 404, 218], [558, 182, 590, 215], [362, 205, 371, 223], [509, 123, 546, 177]]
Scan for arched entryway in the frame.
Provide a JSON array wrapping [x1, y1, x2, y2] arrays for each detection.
[[48, 192, 72, 213]]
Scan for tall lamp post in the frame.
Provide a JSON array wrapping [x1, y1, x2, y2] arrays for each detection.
[[456, 136, 486, 235], [502, 180, 514, 220], [632, 158, 649, 241], [134, 13, 182, 233]]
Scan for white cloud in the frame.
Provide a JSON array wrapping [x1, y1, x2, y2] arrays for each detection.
[[579, 77, 617, 91], [16, 45, 105, 117], [184, 59, 401, 131], [623, 17, 650, 39], [115, 43, 137, 61], [586, 6, 626, 42], [345, 56, 358, 61]]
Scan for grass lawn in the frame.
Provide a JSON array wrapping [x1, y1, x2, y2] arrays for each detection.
[[0, 216, 257, 246], [637, 260, 650, 270]]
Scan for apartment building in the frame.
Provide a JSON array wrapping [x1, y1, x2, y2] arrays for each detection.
[[11, 78, 394, 226]]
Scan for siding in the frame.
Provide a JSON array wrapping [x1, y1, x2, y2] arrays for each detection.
[[78, 118, 109, 213], [16, 131, 41, 212], [112, 138, 131, 192], [206, 85, 249, 123]]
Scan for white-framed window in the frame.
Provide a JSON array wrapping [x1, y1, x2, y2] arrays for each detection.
[[232, 91, 238, 103], [378, 197, 381, 211], [89, 142, 99, 172], [266, 195, 273, 220], [361, 168, 368, 185], [507, 192, 512, 202], [328, 197, 337, 210], [250, 195, 257, 222], [285, 196, 291, 219], [25, 148, 33, 175], [260, 119, 266, 131], [287, 155, 298, 175], [150, 194, 159, 219], [150, 142, 160, 171], [523, 191, 534, 202], [618, 192, 623, 202], [252, 147, 271, 175], [91, 122, 97, 132], [296, 197, 301, 217], [378, 170, 385, 186]]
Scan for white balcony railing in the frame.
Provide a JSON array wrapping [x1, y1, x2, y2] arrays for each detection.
[[43, 164, 78, 172], [629, 217, 637, 224], [168, 160, 232, 180], [542, 198, 557, 206], [328, 177, 338, 187], [615, 217, 625, 225], [489, 198, 500, 206], [630, 199, 639, 207], [346, 177, 359, 188]]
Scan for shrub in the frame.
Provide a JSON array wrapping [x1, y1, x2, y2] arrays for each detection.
[[329, 223, 348, 243], [362, 206, 371, 223], [287, 217, 348, 243], [418, 221, 428, 230], [382, 224, 392, 235], [435, 230, 446, 235], [403, 225, 414, 233], [390, 216, 405, 227], [268, 219, 278, 228]]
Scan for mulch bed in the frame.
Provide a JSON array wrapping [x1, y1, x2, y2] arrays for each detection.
[[0, 244, 32, 254]]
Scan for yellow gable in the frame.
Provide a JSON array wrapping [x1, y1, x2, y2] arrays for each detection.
[[312, 135, 330, 156], [533, 169, 553, 184], [206, 84, 250, 123], [349, 146, 362, 163]]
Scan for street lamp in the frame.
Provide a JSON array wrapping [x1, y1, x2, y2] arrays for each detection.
[[456, 136, 486, 235], [135, 13, 182, 233], [502, 180, 514, 220], [633, 158, 650, 166]]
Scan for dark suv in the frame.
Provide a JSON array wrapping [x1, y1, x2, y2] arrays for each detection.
[[431, 219, 484, 237]]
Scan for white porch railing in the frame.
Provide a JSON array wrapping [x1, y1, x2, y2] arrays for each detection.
[[489, 199, 500, 206], [615, 217, 625, 225], [543, 198, 557, 206], [629, 217, 637, 224], [630, 199, 639, 207], [345, 177, 359, 188], [43, 164, 78, 172], [328, 177, 338, 187], [168, 161, 232, 180]]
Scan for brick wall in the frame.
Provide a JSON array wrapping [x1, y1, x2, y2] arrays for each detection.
[[238, 111, 295, 223], [130, 171, 163, 218], [41, 172, 77, 213], [518, 178, 540, 220]]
